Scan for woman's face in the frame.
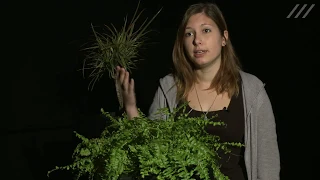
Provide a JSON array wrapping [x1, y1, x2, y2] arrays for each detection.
[[183, 13, 227, 69]]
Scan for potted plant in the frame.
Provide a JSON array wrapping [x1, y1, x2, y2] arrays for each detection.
[[47, 105, 243, 180]]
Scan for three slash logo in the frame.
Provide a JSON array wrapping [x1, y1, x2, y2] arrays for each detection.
[[287, 4, 315, 18]]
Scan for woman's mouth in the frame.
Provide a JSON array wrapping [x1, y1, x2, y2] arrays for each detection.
[[194, 50, 208, 57]]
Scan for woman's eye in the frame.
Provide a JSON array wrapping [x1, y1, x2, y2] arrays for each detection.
[[204, 29, 211, 33], [185, 32, 193, 37]]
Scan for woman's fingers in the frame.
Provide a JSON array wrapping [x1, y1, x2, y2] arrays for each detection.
[[119, 68, 125, 85], [129, 78, 134, 93], [123, 71, 129, 91], [115, 67, 134, 98], [114, 66, 136, 108]]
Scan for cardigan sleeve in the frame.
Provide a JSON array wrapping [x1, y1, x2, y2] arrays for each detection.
[[148, 85, 167, 120], [256, 87, 281, 179]]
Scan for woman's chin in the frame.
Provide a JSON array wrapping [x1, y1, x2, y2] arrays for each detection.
[[193, 60, 210, 68]]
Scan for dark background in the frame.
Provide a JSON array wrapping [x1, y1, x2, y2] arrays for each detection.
[[6, 0, 318, 179]]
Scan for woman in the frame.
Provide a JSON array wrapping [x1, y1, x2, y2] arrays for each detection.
[[116, 2, 280, 180]]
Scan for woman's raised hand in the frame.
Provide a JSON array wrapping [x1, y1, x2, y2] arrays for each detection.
[[116, 66, 139, 119]]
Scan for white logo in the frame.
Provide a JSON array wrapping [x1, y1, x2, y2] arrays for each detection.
[[287, 4, 315, 18]]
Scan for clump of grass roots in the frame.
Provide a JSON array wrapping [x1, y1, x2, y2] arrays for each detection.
[[82, 0, 162, 109]]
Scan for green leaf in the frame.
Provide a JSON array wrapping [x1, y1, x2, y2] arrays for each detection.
[[80, 149, 91, 156]]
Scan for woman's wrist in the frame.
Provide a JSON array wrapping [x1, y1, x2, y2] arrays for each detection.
[[125, 105, 139, 119]]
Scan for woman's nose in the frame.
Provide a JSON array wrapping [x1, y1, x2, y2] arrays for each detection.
[[193, 34, 202, 45]]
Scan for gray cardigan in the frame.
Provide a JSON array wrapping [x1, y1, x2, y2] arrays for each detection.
[[148, 71, 280, 180]]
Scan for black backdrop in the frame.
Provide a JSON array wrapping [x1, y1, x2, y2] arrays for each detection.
[[6, 0, 318, 179]]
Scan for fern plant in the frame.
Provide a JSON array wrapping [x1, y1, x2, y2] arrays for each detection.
[[47, 104, 243, 180], [82, 0, 162, 109]]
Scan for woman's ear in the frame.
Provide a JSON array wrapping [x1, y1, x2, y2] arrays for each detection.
[[222, 30, 228, 46]]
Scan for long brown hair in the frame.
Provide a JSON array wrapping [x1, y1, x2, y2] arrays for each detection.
[[172, 2, 242, 101]]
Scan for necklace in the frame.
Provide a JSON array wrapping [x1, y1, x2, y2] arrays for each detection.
[[194, 86, 218, 120]]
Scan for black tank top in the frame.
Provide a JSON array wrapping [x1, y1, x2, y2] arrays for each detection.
[[175, 80, 247, 180]]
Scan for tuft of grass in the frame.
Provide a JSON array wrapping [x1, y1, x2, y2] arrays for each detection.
[[82, 1, 162, 108]]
